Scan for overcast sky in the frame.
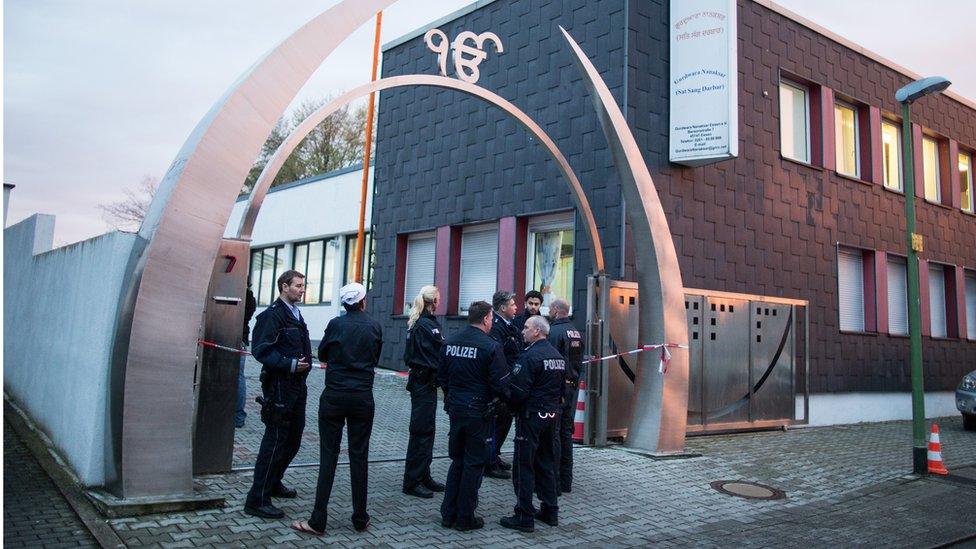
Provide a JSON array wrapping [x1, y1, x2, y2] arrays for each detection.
[[5, 0, 975, 245]]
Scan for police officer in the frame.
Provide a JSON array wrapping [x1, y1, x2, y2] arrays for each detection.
[[292, 283, 382, 536], [512, 290, 543, 332], [547, 298, 583, 494], [437, 301, 509, 532], [402, 285, 446, 498], [244, 270, 311, 519], [486, 290, 522, 479], [499, 315, 565, 533]]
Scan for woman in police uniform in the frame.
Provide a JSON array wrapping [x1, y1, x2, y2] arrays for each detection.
[[402, 285, 447, 498]]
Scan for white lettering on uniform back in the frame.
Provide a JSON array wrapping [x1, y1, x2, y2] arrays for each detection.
[[543, 358, 566, 371], [566, 330, 581, 338], [446, 345, 478, 359]]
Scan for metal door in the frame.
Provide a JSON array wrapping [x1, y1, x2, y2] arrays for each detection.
[[750, 302, 794, 421], [685, 296, 705, 426], [702, 297, 750, 425]]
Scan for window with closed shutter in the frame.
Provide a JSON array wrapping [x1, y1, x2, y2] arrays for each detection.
[[928, 263, 948, 338], [403, 234, 436, 314], [838, 249, 865, 332], [967, 272, 976, 340], [887, 256, 909, 336], [459, 225, 498, 313]]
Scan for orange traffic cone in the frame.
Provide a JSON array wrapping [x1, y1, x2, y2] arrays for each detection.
[[927, 423, 949, 475], [572, 381, 586, 442]]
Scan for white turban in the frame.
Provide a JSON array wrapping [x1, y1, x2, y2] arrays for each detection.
[[339, 282, 367, 305]]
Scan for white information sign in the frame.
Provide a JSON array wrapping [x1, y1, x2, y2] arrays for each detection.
[[669, 0, 738, 166]]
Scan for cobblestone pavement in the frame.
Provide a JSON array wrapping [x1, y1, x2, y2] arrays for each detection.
[[109, 370, 976, 548], [4, 419, 96, 548], [233, 358, 512, 468]]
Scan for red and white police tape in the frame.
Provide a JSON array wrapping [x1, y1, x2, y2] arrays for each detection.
[[582, 343, 689, 374], [196, 339, 407, 377]]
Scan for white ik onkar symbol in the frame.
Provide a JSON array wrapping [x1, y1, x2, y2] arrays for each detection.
[[424, 28, 504, 84]]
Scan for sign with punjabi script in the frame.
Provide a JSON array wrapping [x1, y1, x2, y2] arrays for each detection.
[[669, 0, 738, 166]]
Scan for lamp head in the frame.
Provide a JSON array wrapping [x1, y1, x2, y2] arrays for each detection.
[[896, 76, 951, 104]]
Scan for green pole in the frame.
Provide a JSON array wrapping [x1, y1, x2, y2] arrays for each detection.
[[901, 103, 927, 475]]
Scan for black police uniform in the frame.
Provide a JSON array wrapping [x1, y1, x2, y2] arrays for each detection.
[[436, 325, 508, 529], [505, 338, 565, 529], [487, 311, 522, 468], [402, 310, 446, 491], [547, 316, 583, 493], [512, 309, 540, 332], [307, 309, 383, 533], [245, 298, 311, 513]]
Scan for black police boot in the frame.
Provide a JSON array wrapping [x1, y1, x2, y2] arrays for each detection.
[[244, 504, 285, 519], [484, 464, 511, 479], [499, 515, 534, 533], [353, 515, 371, 532], [454, 516, 485, 531], [535, 508, 558, 527], [560, 482, 572, 494], [422, 478, 446, 492], [495, 455, 512, 471], [403, 484, 435, 499], [271, 484, 297, 498], [441, 517, 455, 528]]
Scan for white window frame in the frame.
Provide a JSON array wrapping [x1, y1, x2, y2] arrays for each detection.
[[834, 100, 860, 178], [837, 248, 866, 332], [886, 255, 909, 336], [959, 152, 974, 214], [881, 120, 903, 191], [779, 80, 811, 163], [458, 223, 499, 314], [928, 262, 948, 338], [402, 232, 436, 315], [922, 135, 942, 203], [525, 212, 576, 316]]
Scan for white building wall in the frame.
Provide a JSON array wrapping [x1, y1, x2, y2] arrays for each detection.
[[799, 391, 959, 426], [224, 166, 374, 339], [3, 214, 139, 486]]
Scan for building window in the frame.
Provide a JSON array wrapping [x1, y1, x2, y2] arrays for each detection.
[[402, 232, 436, 314], [922, 136, 941, 202], [293, 238, 337, 305], [250, 245, 285, 306], [886, 255, 908, 336], [837, 248, 867, 332], [966, 271, 976, 340], [834, 102, 859, 177], [928, 263, 948, 338], [881, 120, 902, 191], [526, 214, 575, 314], [458, 225, 498, 313], [779, 81, 810, 163], [344, 232, 374, 289], [960, 152, 974, 214]]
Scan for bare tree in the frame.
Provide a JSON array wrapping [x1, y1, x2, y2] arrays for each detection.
[[99, 175, 159, 232]]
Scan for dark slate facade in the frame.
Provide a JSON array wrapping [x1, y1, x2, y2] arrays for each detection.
[[371, 0, 976, 393]]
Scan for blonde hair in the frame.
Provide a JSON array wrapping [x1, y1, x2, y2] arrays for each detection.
[[407, 285, 440, 329]]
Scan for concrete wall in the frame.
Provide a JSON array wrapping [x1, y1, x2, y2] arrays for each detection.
[[225, 165, 374, 340], [800, 392, 959, 426], [3, 215, 138, 486]]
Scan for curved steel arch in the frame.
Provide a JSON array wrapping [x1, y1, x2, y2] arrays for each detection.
[[237, 74, 605, 274]]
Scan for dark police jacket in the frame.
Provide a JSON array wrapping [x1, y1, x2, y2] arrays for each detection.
[[512, 309, 540, 332], [318, 309, 383, 393], [547, 317, 583, 386], [489, 311, 523, 365], [436, 325, 509, 416], [403, 311, 445, 391], [251, 298, 312, 400], [509, 339, 566, 414]]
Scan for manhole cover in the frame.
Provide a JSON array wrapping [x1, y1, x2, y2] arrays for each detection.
[[710, 480, 786, 500]]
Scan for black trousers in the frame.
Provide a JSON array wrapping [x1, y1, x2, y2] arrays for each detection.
[[403, 382, 437, 488], [491, 410, 514, 464], [245, 383, 306, 508], [555, 384, 578, 490], [440, 412, 489, 526], [308, 389, 374, 532], [512, 411, 559, 523]]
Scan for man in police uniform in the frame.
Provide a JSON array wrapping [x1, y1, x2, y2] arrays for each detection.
[[500, 315, 565, 533], [486, 290, 521, 479], [512, 290, 543, 332], [436, 301, 508, 532], [547, 298, 583, 494], [244, 270, 312, 519]]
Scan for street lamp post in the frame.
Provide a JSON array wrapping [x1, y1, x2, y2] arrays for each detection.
[[895, 76, 951, 475]]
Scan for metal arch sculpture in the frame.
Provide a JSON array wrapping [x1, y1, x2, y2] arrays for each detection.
[[236, 74, 606, 274], [560, 27, 690, 454], [111, 0, 396, 497]]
